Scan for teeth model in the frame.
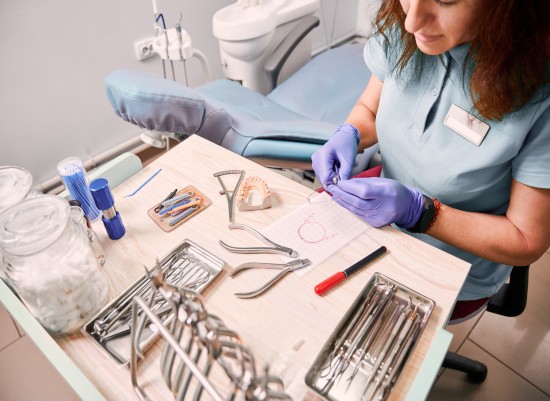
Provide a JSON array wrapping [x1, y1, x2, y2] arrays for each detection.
[[236, 176, 272, 211]]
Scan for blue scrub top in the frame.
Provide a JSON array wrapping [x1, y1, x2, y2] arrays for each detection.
[[364, 34, 550, 300]]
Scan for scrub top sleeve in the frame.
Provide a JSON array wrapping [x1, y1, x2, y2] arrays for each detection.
[[364, 34, 388, 81], [512, 102, 550, 189]]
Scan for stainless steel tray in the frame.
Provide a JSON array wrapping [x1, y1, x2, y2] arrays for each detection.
[[305, 272, 435, 401], [84, 239, 225, 365]]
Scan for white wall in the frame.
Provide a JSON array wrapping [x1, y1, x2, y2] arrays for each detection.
[[0, 0, 366, 187]]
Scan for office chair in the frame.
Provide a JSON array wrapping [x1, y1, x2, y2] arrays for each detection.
[[105, 40, 379, 177], [442, 264, 530, 383]]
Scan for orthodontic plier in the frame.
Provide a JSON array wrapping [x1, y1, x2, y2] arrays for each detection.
[[219, 223, 298, 258], [228, 258, 311, 299]]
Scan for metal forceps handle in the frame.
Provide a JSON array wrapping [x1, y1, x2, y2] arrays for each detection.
[[219, 223, 298, 258]]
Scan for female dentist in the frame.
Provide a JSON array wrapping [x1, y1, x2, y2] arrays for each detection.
[[312, 0, 550, 323]]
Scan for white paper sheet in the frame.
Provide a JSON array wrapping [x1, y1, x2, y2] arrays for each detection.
[[261, 192, 370, 276]]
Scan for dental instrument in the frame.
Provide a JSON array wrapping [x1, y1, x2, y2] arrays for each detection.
[[175, 22, 189, 85], [314, 246, 387, 295], [319, 285, 396, 393], [154, 188, 178, 213], [147, 186, 211, 232], [124, 168, 162, 197], [364, 305, 419, 401], [129, 261, 292, 401], [160, 191, 194, 207], [219, 223, 298, 258], [228, 258, 311, 299], [162, 198, 201, 218], [213, 170, 245, 223], [85, 239, 224, 364], [168, 205, 199, 226], [305, 273, 435, 401], [351, 303, 407, 394], [158, 195, 198, 216], [90, 178, 126, 240]]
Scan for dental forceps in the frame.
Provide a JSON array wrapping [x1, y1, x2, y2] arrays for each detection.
[[228, 258, 311, 298], [219, 223, 298, 258]]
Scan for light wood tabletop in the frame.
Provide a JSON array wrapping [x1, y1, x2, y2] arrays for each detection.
[[53, 135, 470, 401]]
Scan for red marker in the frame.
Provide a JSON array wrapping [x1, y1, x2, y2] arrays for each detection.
[[314, 246, 387, 296]]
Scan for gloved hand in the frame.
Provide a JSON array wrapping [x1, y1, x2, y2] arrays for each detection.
[[330, 177, 425, 228], [311, 124, 360, 191]]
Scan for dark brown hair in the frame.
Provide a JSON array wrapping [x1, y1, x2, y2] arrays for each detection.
[[374, 0, 549, 120]]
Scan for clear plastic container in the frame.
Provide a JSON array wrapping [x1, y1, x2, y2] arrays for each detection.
[[0, 195, 109, 335], [0, 166, 41, 280]]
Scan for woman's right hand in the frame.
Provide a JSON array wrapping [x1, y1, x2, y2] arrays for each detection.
[[311, 124, 359, 191]]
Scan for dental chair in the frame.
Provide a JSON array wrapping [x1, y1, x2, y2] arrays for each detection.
[[105, 40, 379, 177]]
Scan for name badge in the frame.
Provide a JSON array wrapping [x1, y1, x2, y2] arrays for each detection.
[[444, 104, 490, 146]]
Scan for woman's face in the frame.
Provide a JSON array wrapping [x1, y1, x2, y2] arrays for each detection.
[[399, 0, 480, 55]]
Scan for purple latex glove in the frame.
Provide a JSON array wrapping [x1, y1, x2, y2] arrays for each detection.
[[311, 124, 360, 191], [330, 177, 425, 228]]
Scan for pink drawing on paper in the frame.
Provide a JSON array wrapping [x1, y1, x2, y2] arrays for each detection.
[[298, 213, 338, 243]]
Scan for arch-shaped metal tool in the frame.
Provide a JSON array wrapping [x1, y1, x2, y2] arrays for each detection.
[[213, 170, 245, 223]]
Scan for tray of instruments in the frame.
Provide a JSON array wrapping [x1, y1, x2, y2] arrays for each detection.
[[305, 272, 435, 401], [84, 239, 225, 365]]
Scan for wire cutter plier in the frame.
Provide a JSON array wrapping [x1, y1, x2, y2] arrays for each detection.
[[228, 258, 311, 299], [219, 223, 298, 258]]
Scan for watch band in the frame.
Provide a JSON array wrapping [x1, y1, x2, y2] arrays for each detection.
[[407, 195, 439, 234]]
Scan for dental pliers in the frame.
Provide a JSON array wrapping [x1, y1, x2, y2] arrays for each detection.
[[228, 258, 311, 299], [219, 223, 298, 258]]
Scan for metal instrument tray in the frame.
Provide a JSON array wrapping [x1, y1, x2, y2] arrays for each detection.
[[84, 239, 225, 365], [305, 272, 435, 401]]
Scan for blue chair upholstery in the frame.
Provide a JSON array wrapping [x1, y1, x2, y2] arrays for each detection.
[[106, 42, 378, 173]]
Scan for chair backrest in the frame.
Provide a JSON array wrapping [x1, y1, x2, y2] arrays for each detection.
[[487, 265, 530, 317], [267, 41, 371, 124]]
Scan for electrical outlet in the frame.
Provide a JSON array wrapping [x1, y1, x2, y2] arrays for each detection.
[[134, 37, 156, 61]]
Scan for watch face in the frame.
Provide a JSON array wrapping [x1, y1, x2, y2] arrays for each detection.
[[408, 196, 435, 233], [419, 201, 436, 233]]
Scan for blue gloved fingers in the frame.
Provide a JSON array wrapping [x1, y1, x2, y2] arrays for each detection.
[[336, 178, 389, 199], [311, 151, 340, 190], [332, 192, 392, 228], [336, 158, 354, 181], [332, 124, 360, 180], [311, 124, 359, 190], [331, 178, 426, 228]]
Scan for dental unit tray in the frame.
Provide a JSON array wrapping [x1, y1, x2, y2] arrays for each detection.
[[84, 239, 225, 365], [305, 273, 435, 401]]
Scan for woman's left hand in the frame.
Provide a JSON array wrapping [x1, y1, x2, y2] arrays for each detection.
[[330, 177, 425, 228]]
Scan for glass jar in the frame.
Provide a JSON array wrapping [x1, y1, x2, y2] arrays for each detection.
[[69, 203, 106, 266], [0, 166, 40, 210], [0, 166, 42, 280], [0, 195, 109, 335]]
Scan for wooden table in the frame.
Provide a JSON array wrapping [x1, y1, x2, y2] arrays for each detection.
[[2, 135, 470, 401]]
